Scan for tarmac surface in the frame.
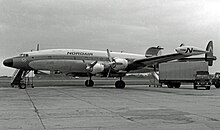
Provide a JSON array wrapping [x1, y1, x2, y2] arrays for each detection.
[[0, 84, 220, 130]]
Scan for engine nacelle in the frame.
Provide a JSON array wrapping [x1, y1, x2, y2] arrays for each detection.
[[113, 58, 128, 71], [90, 63, 105, 74]]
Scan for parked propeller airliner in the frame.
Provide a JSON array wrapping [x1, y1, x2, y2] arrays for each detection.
[[3, 41, 215, 89]]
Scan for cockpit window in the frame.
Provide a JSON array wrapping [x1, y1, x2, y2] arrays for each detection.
[[20, 54, 29, 57]]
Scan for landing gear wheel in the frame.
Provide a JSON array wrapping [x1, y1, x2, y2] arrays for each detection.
[[193, 84, 197, 90], [18, 83, 26, 89], [85, 80, 94, 87], [205, 86, 211, 90], [115, 80, 125, 89], [215, 84, 220, 88], [11, 83, 14, 88], [167, 84, 173, 88], [174, 83, 181, 88]]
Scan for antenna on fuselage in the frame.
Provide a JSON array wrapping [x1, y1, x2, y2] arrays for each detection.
[[37, 44, 40, 51], [180, 43, 185, 47]]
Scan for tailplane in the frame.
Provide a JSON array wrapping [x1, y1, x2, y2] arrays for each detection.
[[178, 41, 216, 66]]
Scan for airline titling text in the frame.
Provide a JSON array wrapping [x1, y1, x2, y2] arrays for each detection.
[[67, 52, 93, 56]]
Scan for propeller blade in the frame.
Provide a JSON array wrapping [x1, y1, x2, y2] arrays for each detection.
[[107, 49, 113, 62], [106, 49, 115, 77], [107, 67, 111, 78], [90, 61, 98, 68], [86, 60, 98, 72]]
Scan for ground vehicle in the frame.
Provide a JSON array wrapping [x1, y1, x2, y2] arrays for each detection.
[[159, 61, 210, 89], [211, 72, 220, 88], [194, 71, 211, 90]]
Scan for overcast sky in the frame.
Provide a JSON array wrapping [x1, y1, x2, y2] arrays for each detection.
[[0, 0, 220, 76]]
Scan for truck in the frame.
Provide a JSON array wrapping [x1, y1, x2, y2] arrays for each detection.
[[211, 72, 220, 88], [194, 71, 211, 90], [159, 61, 211, 90]]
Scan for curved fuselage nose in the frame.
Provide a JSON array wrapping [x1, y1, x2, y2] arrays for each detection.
[[3, 57, 33, 70], [3, 58, 13, 67]]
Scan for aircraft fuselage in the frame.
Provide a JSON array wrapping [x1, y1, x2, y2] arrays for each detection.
[[4, 49, 145, 74]]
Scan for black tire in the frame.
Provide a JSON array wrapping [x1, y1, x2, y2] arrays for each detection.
[[85, 80, 94, 87], [18, 83, 26, 89], [174, 83, 181, 88], [115, 80, 125, 89], [167, 84, 173, 88], [205, 86, 211, 90], [193, 84, 197, 90], [215, 84, 220, 88]]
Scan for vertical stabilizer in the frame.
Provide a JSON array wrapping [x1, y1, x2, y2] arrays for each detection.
[[205, 41, 214, 66]]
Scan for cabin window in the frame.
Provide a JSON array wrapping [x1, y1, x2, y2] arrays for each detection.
[[20, 54, 29, 57]]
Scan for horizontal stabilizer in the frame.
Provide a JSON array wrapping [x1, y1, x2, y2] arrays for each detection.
[[178, 41, 216, 66]]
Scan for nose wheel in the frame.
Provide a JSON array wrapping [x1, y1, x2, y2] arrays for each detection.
[[18, 83, 27, 89]]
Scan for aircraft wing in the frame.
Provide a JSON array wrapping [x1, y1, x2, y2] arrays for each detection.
[[128, 41, 214, 70], [132, 53, 187, 66]]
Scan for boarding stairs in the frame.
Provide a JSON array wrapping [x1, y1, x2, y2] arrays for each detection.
[[11, 69, 30, 89], [152, 71, 159, 81], [149, 71, 161, 87]]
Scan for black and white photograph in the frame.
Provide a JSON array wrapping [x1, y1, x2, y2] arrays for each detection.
[[0, 0, 220, 129]]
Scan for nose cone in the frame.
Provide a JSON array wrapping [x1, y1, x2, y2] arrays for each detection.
[[3, 58, 13, 67]]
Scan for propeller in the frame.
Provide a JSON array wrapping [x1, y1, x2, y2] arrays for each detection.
[[106, 49, 116, 77], [85, 60, 98, 73], [107, 49, 113, 62], [83, 49, 115, 77]]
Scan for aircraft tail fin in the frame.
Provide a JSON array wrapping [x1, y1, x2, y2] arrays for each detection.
[[205, 41, 216, 66], [145, 46, 164, 57]]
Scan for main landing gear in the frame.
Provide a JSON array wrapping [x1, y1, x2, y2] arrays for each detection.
[[115, 77, 125, 89], [84, 76, 126, 89], [85, 76, 94, 87]]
